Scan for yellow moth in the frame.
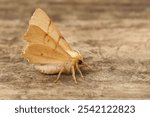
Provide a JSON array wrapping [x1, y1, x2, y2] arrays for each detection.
[[22, 8, 86, 84]]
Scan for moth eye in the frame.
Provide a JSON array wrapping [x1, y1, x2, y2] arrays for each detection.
[[78, 60, 82, 64], [41, 53, 44, 56]]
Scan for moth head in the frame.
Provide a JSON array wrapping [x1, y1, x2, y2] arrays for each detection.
[[73, 50, 83, 65], [67, 50, 84, 65]]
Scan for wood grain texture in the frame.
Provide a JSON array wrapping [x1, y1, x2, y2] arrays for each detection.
[[0, 0, 150, 99]]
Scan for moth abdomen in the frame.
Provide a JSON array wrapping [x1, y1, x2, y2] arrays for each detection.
[[34, 64, 62, 74]]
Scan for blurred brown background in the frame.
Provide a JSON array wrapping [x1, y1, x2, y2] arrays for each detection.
[[0, 0, 150, 99]]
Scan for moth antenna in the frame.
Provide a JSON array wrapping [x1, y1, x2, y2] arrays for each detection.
[[82, 61, 93, 71]]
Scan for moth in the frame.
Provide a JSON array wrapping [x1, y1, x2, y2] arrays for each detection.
[[22, 8, 87, 84]]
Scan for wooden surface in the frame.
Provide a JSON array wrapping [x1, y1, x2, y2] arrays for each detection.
[[0, 0, 150, 99]]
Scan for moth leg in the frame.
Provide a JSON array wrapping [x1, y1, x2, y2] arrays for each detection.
[[76, 63, 84, 79], [54, 67, 64, 83], [71, 66, 78, 84]]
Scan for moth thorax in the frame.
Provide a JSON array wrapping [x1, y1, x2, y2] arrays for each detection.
[[67, 50, 82, 59], [67, 50, 82, 66]]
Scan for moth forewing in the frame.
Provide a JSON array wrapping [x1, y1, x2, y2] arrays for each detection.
[[23, 44, 70, 64], [24, 25, 70, 57], [23, 8, 84, 84], [29, 8, 72, 52]]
